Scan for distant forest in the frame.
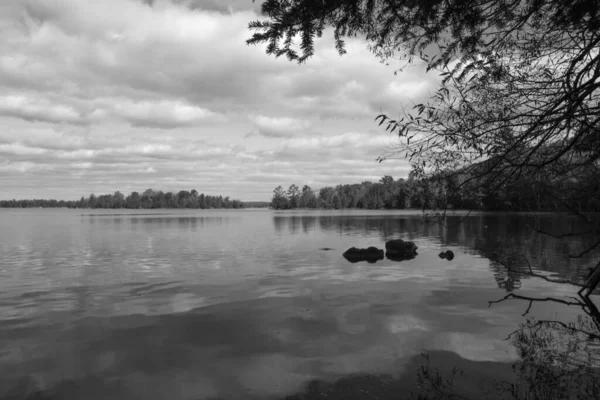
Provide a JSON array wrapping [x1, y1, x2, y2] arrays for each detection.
[[271, 169, 600, 212], [0, 189, 244, 209]]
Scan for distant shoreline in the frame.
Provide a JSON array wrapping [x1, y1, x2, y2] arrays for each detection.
[[0, 189, 253, 210], [0, 207, 573, 216]]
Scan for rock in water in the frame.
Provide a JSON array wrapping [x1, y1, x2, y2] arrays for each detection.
[[439, 250, 455, 260], [385, 239, 418, 259], [342, 246, 384, 263]]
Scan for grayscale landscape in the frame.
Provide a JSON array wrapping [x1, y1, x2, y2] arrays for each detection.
[[1, 1, 599, 399]]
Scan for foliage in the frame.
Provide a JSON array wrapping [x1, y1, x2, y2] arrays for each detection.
[[248, 0, 600, 217], [408, 316, 600, 400], [409, 354, 464, 400], [0, 189, 244, 209], [287, 184, 301, 208], [269, 171, 600, 211], [271, 185, 290, 209], [505, 316, 600, 400]]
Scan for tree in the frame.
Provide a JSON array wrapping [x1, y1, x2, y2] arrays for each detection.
[[300, 185, 317, 208], [126, 192, 140, 209], [156, 191, 167, 208], [271, 185, 289, 209], [177, 190, 191, 208], [332, 193, 341, 209], [379, 175, 395, 208], [318, 186, 335, 208], [247, 0, 600, 213], [188, 194, 199, 208], [113, 191, 125, 208], [88, 193, 97, 208], [287, 184, 301, 208]]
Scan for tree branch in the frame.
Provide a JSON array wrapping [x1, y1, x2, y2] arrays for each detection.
[[488, 293, 583, 316]]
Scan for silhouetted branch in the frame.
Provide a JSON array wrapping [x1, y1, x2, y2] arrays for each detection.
[[495, 257, 585, 287], [444, 210, 473, 228], [526, 224, 593, 239], [579, 260, 600, 297], [488, 293, 583, 316]]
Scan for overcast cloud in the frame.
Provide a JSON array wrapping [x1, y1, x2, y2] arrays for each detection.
[[0, 0, 439, 201]]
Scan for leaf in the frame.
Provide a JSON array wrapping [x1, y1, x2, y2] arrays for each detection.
[[375, 114, 388, 125]]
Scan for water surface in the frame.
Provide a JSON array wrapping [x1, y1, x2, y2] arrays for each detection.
[[0, 209, 597, 399]]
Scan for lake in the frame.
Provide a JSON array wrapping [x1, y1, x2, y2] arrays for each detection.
[[0, 209, 598, 400]]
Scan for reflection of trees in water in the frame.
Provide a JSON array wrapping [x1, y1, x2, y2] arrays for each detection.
[[469, 214, 600, 293], [127, 216, 240, 231], [273, 216, 317, 234], [273, 215, 426, 240], [490, 260, 523, 292], [273, 213, 599, 293], [319, 216, 426, 241]]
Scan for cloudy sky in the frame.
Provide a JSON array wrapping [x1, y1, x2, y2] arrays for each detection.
[[1, 0, 440, 201]]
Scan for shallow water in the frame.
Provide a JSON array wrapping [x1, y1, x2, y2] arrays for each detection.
[[0, 209, 597, 399]]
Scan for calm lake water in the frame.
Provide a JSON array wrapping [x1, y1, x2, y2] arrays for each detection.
[[0, 209, 598, 400]]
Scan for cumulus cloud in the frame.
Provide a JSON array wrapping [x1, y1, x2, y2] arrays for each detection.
[[0, 94, 223, 129], [105, 98, 225, 128], [0, 95, 84, 124], [249, 114, 312, 138], [0, 0, 441, 201]]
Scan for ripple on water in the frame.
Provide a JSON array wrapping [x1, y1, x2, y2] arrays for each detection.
[[0, 210, 597, 400]]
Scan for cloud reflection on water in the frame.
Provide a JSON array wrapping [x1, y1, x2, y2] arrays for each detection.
[[0, 209, 597, 399]]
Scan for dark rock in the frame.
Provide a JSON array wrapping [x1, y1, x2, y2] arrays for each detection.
[[385, 239, 418, 262], [385, 239, 418, 256], [439, 250, 455, 260], [342, 246, 384, 263]]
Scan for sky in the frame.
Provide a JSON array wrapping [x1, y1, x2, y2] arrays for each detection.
[[0, 0, 441, 201]]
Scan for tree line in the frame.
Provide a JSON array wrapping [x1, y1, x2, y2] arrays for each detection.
[[271, 167, 600, 212], [270, 176, 443, 210], [0, 189, 244, 209]]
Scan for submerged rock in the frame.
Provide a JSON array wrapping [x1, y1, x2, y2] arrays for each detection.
[[439, 250, 455, 260], [342, 246, 384, 263]]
